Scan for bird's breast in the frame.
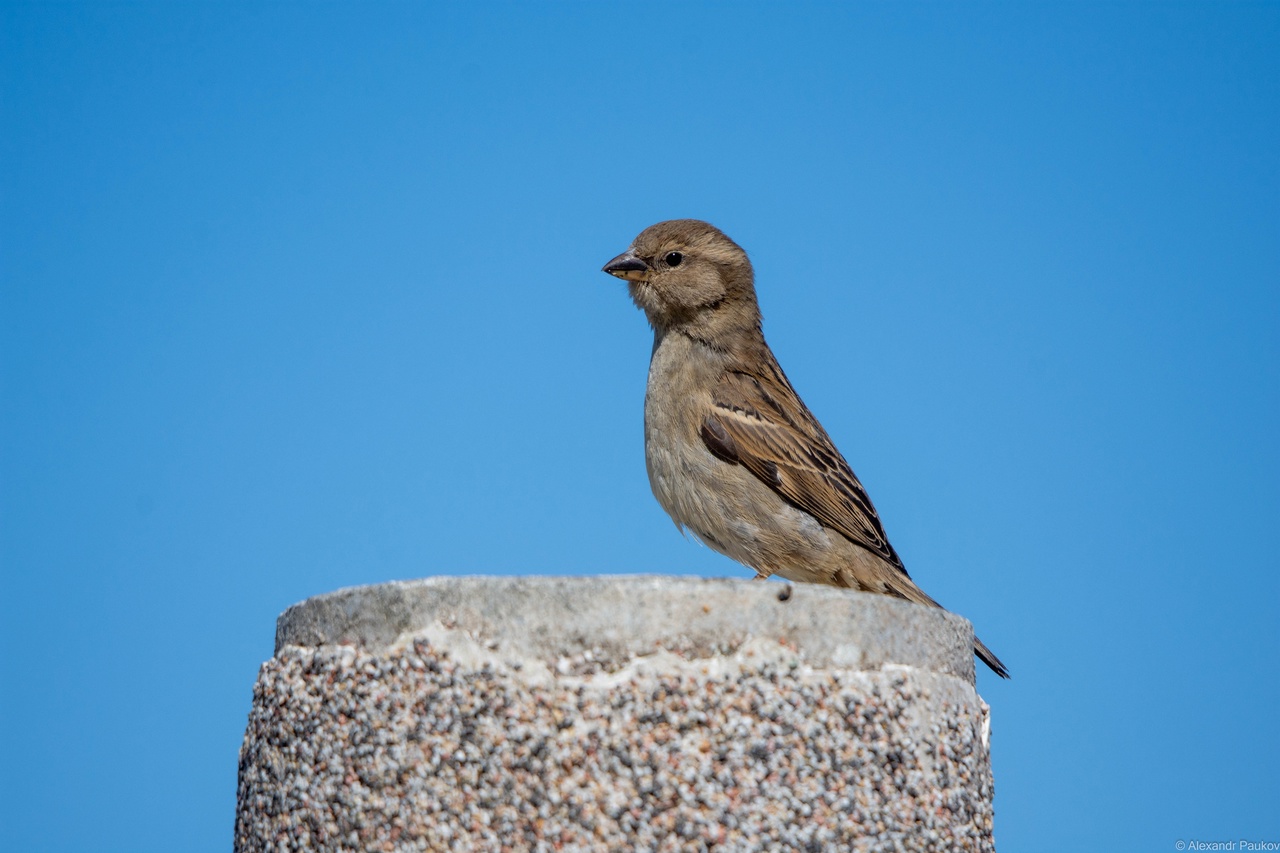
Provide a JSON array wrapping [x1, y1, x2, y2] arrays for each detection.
[[640, 332, 835, 577], [642, 332, 720, 527]]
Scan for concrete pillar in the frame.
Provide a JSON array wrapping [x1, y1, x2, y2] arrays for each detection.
[[236, 576, 995, 852]]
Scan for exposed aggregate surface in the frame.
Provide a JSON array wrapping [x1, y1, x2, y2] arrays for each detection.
[[237, 634, 994, 852]]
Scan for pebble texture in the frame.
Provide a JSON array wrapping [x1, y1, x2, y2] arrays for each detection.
[[237, 576, 995, 852]]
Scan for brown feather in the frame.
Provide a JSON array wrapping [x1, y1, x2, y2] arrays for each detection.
[[705, 361, 907, 575]]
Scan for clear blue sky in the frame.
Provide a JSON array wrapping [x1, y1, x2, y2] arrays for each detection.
[[2, 3, 1276, 851]]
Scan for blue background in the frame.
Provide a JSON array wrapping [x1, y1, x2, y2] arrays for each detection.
[[2, 4, 1277, 851]]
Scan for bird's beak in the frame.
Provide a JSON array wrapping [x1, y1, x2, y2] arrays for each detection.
[[603, 251, 651, 282]]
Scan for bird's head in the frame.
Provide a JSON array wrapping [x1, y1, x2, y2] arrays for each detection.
[[603, 219, 761, 340]]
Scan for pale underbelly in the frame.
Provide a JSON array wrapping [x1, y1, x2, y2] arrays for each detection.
[[646, 439, 840, 584]]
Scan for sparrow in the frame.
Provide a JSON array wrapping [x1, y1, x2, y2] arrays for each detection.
[[603, 219, 1009, 678]]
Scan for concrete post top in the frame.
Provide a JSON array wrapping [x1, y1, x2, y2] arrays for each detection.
[[275, 574, 978, 683]]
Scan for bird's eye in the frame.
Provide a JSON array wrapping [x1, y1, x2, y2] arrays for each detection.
[[665, 252, 684, 267]]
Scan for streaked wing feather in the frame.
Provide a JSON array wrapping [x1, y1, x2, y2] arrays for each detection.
[[706, 364, 907, 574]]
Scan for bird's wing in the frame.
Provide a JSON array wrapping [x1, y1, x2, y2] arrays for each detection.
[[702, 361, 908, 575]]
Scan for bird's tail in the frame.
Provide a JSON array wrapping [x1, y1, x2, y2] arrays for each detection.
[[975, 636, 1010, 679]]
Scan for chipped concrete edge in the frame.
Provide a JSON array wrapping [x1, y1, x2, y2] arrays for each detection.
[[274, 575, 978, 684]]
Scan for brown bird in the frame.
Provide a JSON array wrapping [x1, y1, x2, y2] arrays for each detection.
[[603, 219, 1009, 678]]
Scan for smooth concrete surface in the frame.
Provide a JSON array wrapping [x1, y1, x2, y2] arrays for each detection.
[[273, 575, 978, 682]]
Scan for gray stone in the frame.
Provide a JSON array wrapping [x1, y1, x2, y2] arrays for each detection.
[[274, 574, 978, 682], [239, 575, 996, 852]]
